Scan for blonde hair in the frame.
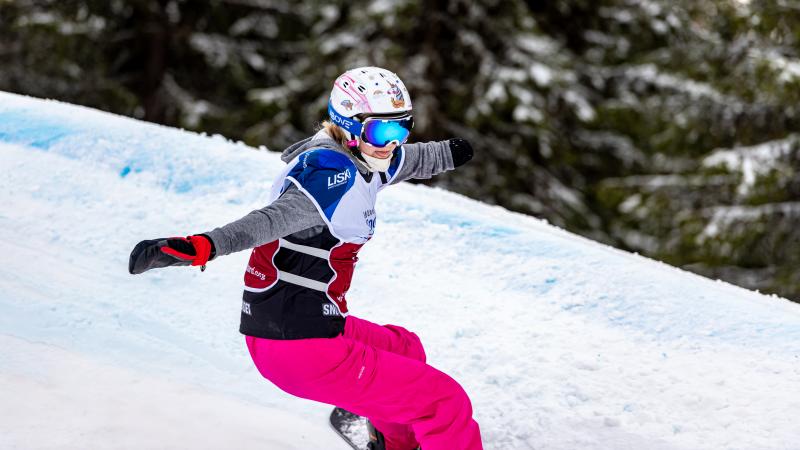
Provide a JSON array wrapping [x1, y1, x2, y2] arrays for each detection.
[[321, 120, 353, 148]]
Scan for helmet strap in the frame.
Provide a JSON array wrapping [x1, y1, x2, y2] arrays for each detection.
[[347, 134, 369, 167], [346, 134, 390, 173], [346, 132, 359, 150]]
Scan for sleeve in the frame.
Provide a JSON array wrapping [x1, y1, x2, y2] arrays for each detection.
[[389, 140, 455, 185], [202, 184, 325, 257]]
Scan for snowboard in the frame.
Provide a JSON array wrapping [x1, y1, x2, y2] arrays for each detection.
[[330, 407, 371, 450]]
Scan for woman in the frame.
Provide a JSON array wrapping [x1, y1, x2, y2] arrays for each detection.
[[129, 67, 482, 450]]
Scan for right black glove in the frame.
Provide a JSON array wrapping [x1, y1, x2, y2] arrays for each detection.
[[448, 138, 474, 168], [128, 235, 214, 275]]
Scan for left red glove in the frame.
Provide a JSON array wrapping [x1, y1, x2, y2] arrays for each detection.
[[129, 234, 215, 275], [160, 235, 213, 266]]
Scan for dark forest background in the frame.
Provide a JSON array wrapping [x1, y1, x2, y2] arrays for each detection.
[[2, 0, 799, 302]]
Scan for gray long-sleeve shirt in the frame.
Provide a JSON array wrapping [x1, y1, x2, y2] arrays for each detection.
[[204, 131, 454, 257]]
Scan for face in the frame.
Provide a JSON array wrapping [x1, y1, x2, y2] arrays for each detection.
[[358, 140, 397, 159]]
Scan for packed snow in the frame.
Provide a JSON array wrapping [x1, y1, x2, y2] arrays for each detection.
[[1, 91, 799, 450]]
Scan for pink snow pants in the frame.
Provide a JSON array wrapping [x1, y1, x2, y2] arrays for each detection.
[[245, 316, 483, 450]]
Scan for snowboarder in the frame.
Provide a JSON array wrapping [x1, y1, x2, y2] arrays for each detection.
[[129, 66, 483, 450]]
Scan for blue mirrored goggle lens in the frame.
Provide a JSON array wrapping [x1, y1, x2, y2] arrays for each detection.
[[362, 117, 413, 147]]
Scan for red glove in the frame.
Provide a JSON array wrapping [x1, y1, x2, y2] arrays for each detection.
[[129, 235, 214, 274], [160, 235, 213, 266]]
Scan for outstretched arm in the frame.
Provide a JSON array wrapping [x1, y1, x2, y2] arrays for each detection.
[[203, 185, 323, 257], [391, 138, 473, 184], [129, 185, 323, 274]]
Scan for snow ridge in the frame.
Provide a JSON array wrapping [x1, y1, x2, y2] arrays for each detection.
[[1, 92, 799, 450]]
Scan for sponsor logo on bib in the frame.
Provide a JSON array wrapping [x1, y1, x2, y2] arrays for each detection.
[[327, 168, 352, 189]]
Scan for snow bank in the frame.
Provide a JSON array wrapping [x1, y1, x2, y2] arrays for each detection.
[[0, 335, 330, 450], [1, 91, 799, 449]]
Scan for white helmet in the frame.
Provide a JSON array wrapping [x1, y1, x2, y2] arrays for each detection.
[[327, 67, 414, 172], [329, 66, 412, 120]]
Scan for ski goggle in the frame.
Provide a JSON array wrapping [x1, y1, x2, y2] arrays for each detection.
[[360, 115, 414, 147], [328, 101, 414, 147]]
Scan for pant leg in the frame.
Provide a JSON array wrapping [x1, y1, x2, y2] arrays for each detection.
[[246, 334, 483, 450], [343, 316, 425, 449]]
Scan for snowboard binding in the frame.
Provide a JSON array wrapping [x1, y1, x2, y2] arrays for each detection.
[[366, 420, 386, 450], [330, 407, 421, 450]]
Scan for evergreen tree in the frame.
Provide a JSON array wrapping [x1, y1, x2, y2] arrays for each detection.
[[589, 0, 800, 298], [0, 0, 315, 136]]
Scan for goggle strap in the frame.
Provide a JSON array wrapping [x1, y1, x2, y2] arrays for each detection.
[[328, 102, 363, 137]]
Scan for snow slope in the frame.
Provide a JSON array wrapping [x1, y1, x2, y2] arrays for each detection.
[[1, 91, 799, 450]]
